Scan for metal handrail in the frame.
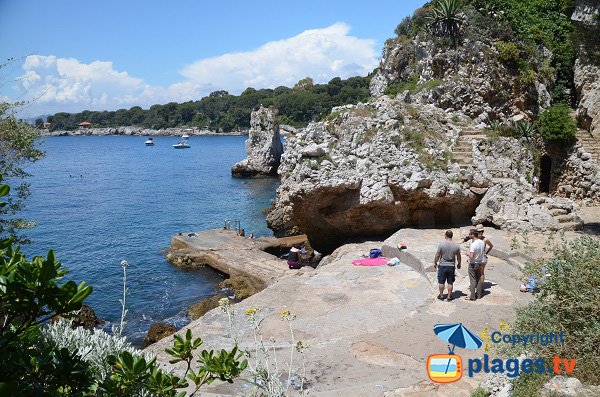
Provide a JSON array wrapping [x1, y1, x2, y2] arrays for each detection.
[[224, 219, 241, 235]]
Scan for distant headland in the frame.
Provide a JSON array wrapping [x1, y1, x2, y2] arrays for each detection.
[[39, 126, 248, 137]]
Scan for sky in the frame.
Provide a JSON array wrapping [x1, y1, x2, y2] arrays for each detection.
[[0, 0, 425, 117]]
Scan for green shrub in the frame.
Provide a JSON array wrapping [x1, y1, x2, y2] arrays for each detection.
[[511, 237, 600, 386], [385, 74, 420, 96], [395, 16, 413, 37], [471, 0, 575, 101], [511, 371, 552, 397], [470, 387, 491, 397], [519, 67, 538, 86], [495, 40, 521, 64], [421, 79, 445, 91], [538, 103, 576, 142]]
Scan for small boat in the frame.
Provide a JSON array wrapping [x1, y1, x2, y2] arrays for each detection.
[[173, 139, 191, 149], [181, 133, 190, 139], [145, 137, 155, 146], [182, 129, 192, 139]]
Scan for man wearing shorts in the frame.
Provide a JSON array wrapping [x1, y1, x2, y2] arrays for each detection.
[[434, 230, 461, 302]]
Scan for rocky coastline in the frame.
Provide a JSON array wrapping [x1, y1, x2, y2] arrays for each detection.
[[40, 126, 248, 137]]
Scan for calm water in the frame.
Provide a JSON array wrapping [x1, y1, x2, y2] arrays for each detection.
[[20, 135, 278, 344]]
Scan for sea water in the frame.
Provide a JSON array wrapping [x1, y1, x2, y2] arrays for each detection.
[[19, 135, 279, 344]]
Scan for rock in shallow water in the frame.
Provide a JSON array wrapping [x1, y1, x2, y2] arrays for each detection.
[[142, 322, 176, 348]]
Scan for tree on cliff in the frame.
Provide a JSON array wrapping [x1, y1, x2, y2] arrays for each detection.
[[0, 100, 44, 243]]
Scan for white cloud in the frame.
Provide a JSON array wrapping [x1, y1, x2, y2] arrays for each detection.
[[15, 23, 379, 117]]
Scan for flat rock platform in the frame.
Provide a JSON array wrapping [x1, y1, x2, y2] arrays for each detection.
[[148, 227, 558, 396]]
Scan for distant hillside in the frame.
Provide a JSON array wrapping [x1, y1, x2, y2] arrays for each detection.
[[46, 76, 371, 132]]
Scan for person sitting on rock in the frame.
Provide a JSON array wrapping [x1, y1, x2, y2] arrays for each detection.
[[287, 246, 302, 269], [434, 230, 461, 302]]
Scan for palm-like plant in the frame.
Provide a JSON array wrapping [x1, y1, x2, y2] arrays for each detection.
[[514, 120, 535, 141], [426, 0, 465, 47]]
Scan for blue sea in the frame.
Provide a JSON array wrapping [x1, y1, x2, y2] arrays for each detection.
[[19, 135, 279, 345]]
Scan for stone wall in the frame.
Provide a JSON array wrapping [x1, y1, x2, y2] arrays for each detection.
[[554, 144, 600, 203], [472, 137, 534, 180]]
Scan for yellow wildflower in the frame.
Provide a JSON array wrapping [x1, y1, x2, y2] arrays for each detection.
[[245, 308, 258, 317]]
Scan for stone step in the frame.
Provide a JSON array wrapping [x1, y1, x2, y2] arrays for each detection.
[[549, 208, 568, 216], [453, 147, 472, 153], [459, 134, 488, 140], [555, 214, 578, 223], [492, 177, 516, 184], [560, 221, 583, 231], [453, 152, 472, 158], [452, 155, 473, 162]]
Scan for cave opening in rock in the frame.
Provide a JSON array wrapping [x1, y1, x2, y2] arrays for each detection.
[[540, 155, 552, 193]]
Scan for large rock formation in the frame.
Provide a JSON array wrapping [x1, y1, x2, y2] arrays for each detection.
[[267, 8, 590, 252], [266, 94, 531, 252], [231, 107, 284, 177], [369, 37, 553, 123], [473, 182, 583, 231], [573, 1, 600, 134]]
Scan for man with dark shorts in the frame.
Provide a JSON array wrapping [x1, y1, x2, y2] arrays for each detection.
[[434, 230, 461, 302], [466, 228, 486, 301]]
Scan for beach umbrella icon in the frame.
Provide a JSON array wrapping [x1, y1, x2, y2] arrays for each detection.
[[434, 323, 483, 353]]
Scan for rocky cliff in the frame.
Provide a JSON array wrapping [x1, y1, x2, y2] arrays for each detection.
[[266, 4, 592, 252], [231, 107, 284, 178], [369, 37, 553, 123], [573, 0, 600, 134]]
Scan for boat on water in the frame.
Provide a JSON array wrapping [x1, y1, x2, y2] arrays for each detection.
[[182, 129, 192, 139], [181, 133, 190, 139], [173, 139, 191, 149], [144, 137, 155, 146]]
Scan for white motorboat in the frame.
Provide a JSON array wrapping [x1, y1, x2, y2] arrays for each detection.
[[181, 133, 190, 139], [173, 139, 191, 149], [145, 137, 154, 146]]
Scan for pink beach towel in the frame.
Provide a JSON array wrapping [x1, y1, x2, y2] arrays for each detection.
[[352, 257, 390, 266]]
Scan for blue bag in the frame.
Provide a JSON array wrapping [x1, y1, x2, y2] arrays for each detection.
[[369, 248, 382, 258]]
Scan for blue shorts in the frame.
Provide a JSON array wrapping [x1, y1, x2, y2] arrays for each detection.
[[437, 266, 456, 284]]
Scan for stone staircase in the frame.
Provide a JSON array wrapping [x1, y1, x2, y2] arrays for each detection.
[[451, 127, 487, 170], [539, 198, 584, 231], [576, 130, 600, 164]]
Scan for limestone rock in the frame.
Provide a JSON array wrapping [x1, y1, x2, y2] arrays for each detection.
[[188, 295, 227, 320], [232, 106, 283, 177], [267, 96, 483, 253], [571, 1, 600, 27], [53, 304, 105, 330], [541, 376, 600, 397], [142, 322, 176, 348], [473, 183, 583, 231], [573, 1, 600, 134], [369, 33, 554, 121]]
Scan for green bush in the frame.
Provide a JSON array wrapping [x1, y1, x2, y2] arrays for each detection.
[[385, 74, 420, 96], [511, 237, 600, 387], [470, 387, 491, 397], [470, 0, 575, 101], [495, 40, 521, 64], [538, 103, 576, 142]]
